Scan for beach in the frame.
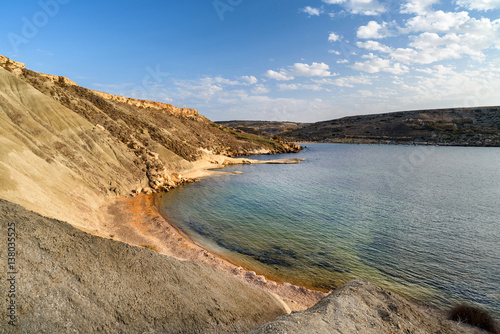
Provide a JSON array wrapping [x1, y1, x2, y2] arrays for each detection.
[[107, 157, 326, 312]]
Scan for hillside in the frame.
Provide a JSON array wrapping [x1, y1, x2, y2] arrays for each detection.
[[0, 199, 287, 333], [221, 107, 500, 146], [216, 120, 308, 137], [0, 55, 300, 233]]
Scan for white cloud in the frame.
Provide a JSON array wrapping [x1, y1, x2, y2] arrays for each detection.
[[301, 6, 322, 16], [405, 24, 500, 62], [337, 59, 349, 63], [396, 63, 500, 108], [265, 69, 294, 81], [213, 76, 240, 85], [329, 50, 341, 55], [251, 84, 270, 94], [323, 0, 386, 15], [401, 0, 439, 14], [404, 10, 471, 33], [456, 0, 500, 10], [357, 21, 389, 39], [356, 40, 392, 53], [328, 32, 341, 42], [384, 13, 500, 65], [289, 62, 336, 77], [266, 62, 336, 81], [240, 75, 258, 85], [352, 54, 409, 74]]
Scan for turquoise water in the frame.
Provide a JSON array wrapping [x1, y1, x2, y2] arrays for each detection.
[[159, 144, 500, 318]]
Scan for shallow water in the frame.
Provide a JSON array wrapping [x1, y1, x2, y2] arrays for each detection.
[[159, 144, 500, 318]]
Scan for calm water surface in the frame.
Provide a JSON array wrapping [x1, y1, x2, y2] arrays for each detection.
[[159, 144, 500, 318]]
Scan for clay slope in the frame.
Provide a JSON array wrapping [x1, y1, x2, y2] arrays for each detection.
[[0, 66, 144, 232], [0, 199, 287, 333], [251, 280, 481, 334], [0, 57, 299, 234]]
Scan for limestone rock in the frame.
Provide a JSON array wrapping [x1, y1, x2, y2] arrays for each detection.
[[250, 280, 482, 334]]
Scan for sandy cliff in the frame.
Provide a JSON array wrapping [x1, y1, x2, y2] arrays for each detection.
[[0, 59, 299, 234]]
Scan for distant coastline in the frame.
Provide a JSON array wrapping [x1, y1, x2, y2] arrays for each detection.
[[218, 106, 500, 147]]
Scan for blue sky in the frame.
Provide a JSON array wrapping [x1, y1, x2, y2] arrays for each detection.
[[2, 0, 500, 122]]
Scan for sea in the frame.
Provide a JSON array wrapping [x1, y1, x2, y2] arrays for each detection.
[[159, 143, 500, 319]]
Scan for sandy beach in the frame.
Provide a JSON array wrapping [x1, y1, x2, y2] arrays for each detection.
[[107, 157, 326, 312]]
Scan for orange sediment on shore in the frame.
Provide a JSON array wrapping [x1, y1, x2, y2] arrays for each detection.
[[107, 193, 326, 311]]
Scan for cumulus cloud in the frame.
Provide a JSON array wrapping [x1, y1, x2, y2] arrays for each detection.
[[401, 0, 440, 14], [240, 75, 258, 85], [353, 8, 500, 66], [404, 10, 471, 33], [357, 21, 390, 39], [352, 54, 409, 74], [265, 69, 294, 81], [356, 40, 392, 53], [289, 62, 335, 77], [328, 32, 341, 42]]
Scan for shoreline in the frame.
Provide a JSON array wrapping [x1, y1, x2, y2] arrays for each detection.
[[107, 156, 326, 312]]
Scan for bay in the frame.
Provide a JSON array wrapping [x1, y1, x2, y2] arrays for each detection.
[[159, 143, 500, 319]]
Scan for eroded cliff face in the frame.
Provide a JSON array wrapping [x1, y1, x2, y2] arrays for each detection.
[[0, 56, 300, 234]]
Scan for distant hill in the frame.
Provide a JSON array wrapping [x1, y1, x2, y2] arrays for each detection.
[[216, 120, 308, 137], [220, 107, 500, 146]]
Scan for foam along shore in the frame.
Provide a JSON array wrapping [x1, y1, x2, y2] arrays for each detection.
[[108, 155, 326, 312]]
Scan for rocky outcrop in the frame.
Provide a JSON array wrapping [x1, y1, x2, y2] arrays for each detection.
[[250, 280, 482, 334], [0, 55, 25, 69], [91, 89, 199, 116], [0, 199, 288, 333]]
